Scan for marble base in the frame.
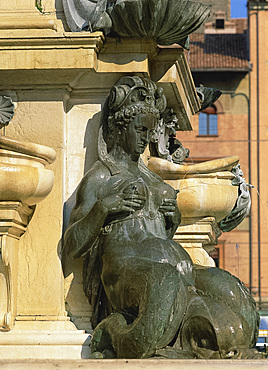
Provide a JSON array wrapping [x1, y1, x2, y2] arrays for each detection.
[[0, 321, 91, 360], [0, 359, 267, 369]]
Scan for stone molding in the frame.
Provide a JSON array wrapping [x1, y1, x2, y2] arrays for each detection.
[[0, 328, 91, 359], [174, 217, 222, 267], [0, 359, 267, 369]]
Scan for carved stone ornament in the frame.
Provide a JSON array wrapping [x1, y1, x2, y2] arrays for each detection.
[[196, 86, 222, 112], [0, 96, 15, 129], [149, 107, 190, 163], [63, 76, 261, 360], [219, 164, 251, 232], [62, 0, 211, 47]]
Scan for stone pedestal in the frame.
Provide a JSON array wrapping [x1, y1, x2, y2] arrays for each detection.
[[173, 217, 222, 267], [0, 202, 34, 330], [0, 359, 267, 370], [0, 202, 91, 360], [0, 151, 91, 359], [0, 321, 91, 360]]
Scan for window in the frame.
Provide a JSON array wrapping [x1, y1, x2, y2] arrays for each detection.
[[198, 105, 218, 135], [215, 18, 225, 29]]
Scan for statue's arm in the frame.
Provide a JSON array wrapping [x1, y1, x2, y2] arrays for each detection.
[[64, 166, 109, 259], [64, 202, 108, 259]]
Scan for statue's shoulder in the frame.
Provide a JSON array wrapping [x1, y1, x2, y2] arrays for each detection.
[[77, 160, 111, 196], [85, 160, 111, 180], [69, 161, 111, 222]]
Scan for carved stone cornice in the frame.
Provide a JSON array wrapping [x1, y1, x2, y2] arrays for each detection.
[[0, 202, 34, 239], [153, 48, 200, 130], [0, 31, 104, 72]]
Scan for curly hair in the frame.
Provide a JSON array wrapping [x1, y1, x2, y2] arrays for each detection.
[[108, 103, 160, 128]]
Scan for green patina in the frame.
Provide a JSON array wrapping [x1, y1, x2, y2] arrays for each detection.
[[63, 76, 261, 359]]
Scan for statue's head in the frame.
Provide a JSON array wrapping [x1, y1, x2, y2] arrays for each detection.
[[102, 76, 166, 154]]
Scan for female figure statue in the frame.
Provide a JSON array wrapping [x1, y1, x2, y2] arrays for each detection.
[[64, 76, 259, 359]]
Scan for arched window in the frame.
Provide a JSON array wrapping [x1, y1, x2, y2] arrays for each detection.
[[198, 105, 218, 136]]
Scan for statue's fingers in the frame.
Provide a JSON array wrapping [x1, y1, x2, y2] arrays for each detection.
[[163, 198, 177, 205], [159, 205, 176, 212], [164, 212, 175, 218], [123, 194, 146, 201], [121, 205, 137, 212], [123, 200, 144, 209]]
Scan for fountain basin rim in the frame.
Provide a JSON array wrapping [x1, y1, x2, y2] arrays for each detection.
[[166, 174, 238, 223], [147, 155, 239, 180], [0, 136, 56, 164]]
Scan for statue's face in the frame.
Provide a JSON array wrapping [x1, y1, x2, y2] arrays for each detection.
[[119, 113, 156, 161]]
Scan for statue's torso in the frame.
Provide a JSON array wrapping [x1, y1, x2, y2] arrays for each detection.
[[98, 167, 191, 272]]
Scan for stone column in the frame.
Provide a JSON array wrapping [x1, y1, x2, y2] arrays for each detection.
[[173, 217, 222, 267], [0, 202, 34, 330]]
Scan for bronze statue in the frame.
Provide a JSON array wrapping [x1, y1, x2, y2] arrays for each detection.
[[64, 76, 260, 359]]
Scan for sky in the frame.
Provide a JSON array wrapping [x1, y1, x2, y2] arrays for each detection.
[[231, 0, 247, 18]]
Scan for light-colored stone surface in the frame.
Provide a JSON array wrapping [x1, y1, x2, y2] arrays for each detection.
[[4, 93, 67, 320], [148, 157, 239, 225], [64, 104, 101, 201], [63, 101, 103, 331], [0, 140, 55, 205], [0, 202, 35, 330], [174, 217, 221, 250], [0, 128, 58, 330], [174, 217, 222, 266], [157, 54, 200, 129], [182, 245, 215, 266], [167, 172, 238, 225], [0, 327, 91, 359], [0, 136, 56, 163], [147, 155, 239, 179], [0, 359, 267, 370], [153, 48, 199, 130]]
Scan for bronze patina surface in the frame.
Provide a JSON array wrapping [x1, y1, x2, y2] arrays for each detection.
[[62, 0, 210, 48]]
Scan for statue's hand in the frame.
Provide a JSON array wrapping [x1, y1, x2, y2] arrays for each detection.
[[101, 193, 146, 215], [100, 177, 146, 216], [159, 198, 177, 217], [159, 198, 181, 236]]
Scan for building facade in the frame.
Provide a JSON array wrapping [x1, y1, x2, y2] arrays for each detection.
[[178, 0, 268, 311], [248, 0, 268, 311], [178, 1, 264, 303]]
